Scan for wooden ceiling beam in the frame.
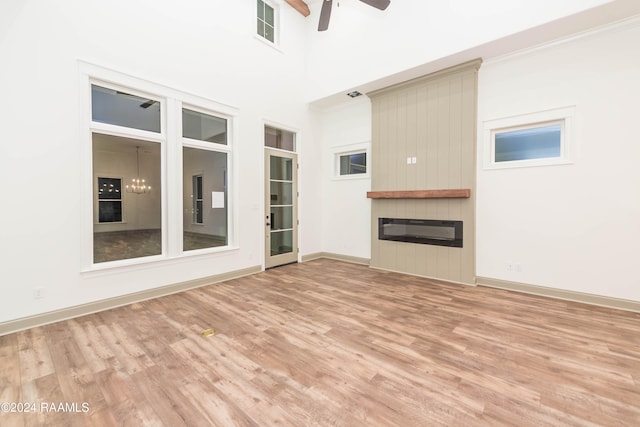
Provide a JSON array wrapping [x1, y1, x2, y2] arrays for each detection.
[[284, 0, 311, 17]]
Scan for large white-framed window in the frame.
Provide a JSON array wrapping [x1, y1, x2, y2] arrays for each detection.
[[332, 142, 371, 179], [256, 0, 278, 45], [89, 81, 164, 265], [483, 106, 575, 170], [80, 62, 237, 270], [182, 105, 231, 252]]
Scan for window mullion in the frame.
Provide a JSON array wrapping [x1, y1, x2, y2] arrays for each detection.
[[166, 98, 182, 258]]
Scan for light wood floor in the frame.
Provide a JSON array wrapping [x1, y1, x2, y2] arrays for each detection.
[[1, 259, 639, 426]]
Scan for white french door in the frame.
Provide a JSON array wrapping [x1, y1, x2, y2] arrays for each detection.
[[264, 148, 298, 268]]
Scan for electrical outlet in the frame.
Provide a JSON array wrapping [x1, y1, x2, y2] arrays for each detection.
[[33, 287, 44, 299], [507, 263, 522, 272]]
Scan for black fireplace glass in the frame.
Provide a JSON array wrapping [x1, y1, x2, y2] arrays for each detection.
[[378, 218, 463, 248]]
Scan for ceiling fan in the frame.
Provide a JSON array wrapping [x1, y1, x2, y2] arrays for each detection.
[[318, 0, 390, 31]]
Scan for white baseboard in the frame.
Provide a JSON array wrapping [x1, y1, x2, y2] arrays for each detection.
[[0, 265, 262, 336], [476, 276, 640, 313], [301, 252, 370, 266]]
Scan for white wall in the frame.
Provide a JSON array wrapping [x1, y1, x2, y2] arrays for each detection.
[[320, 99, 372, 259], [476, 18, 640, 301], [0, 0, 317, 324], [303, 0, 621, 102]]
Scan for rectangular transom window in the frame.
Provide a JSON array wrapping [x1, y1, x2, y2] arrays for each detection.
[[265, 125, 295, 151], [91, 85, 161, 133], [183, 108, 227, 144], [484, 106, 574, 169]]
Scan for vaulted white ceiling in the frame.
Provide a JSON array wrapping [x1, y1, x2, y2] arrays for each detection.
[[283, 0, 640, 107]]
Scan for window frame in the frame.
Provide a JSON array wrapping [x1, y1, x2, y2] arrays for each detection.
[[332, 142, 371, 180], [264, 124, 296, 152], [181, 103, 233, 254], [97, 176, 124, 223], [339, 152, 367, 176], [256, 0, 279, 46], [483, 106, 575, 170], [80, 62, 238, 272]]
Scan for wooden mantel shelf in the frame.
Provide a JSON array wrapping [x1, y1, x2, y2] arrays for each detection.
[[367, 189, 471, 199]]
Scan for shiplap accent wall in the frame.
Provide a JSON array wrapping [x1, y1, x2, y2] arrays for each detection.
[[368, 60, 481, 284]]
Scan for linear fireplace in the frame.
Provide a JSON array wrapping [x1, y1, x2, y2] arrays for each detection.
[[378, 218, 463, 248]]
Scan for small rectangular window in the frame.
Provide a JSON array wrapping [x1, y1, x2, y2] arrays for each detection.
[[483, 106, 574, 169], [183, 108, 227, 144], [97, 177, 122, 223], [494, 121, 562, 163], [91, 85, 161, 133], [339, 152, 367, 175], [257, 0, 276, 43], [265, 126, 295, 151]]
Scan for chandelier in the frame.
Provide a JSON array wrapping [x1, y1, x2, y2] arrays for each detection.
[[126, 146, 151, 194]]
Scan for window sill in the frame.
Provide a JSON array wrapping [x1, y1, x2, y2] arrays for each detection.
[[254, 35, 283, 53], [332, 174, 370, 181], [484, 158, 573, 170], [81, 245, 240, 276]]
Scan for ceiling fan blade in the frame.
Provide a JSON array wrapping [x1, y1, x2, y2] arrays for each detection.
[[359, 0, 390, 10], [139, 100, 157, 109], [318, 0, 333, 31]]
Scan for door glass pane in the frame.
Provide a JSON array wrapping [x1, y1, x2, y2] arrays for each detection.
[[194, 175, 203, 199], [182, 109, 227, 144], [270, 206, 293, 231], [270, 181, 292, 205], [183, 147, 228, 251], [270, 156, 292, 181], [91, 85, 160, 133], [93, 134, 161, 263], [195, 200, 203, 224], [271, 230, 293, 256]]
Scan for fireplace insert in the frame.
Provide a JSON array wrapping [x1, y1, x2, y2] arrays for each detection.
[[378, 218, 463, 248]]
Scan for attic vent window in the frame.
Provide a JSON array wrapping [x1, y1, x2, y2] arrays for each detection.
[[257, 0, 277, 44]]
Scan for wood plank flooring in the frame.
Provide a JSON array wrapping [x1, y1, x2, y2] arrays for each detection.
[[1, 259, 639, 426]]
